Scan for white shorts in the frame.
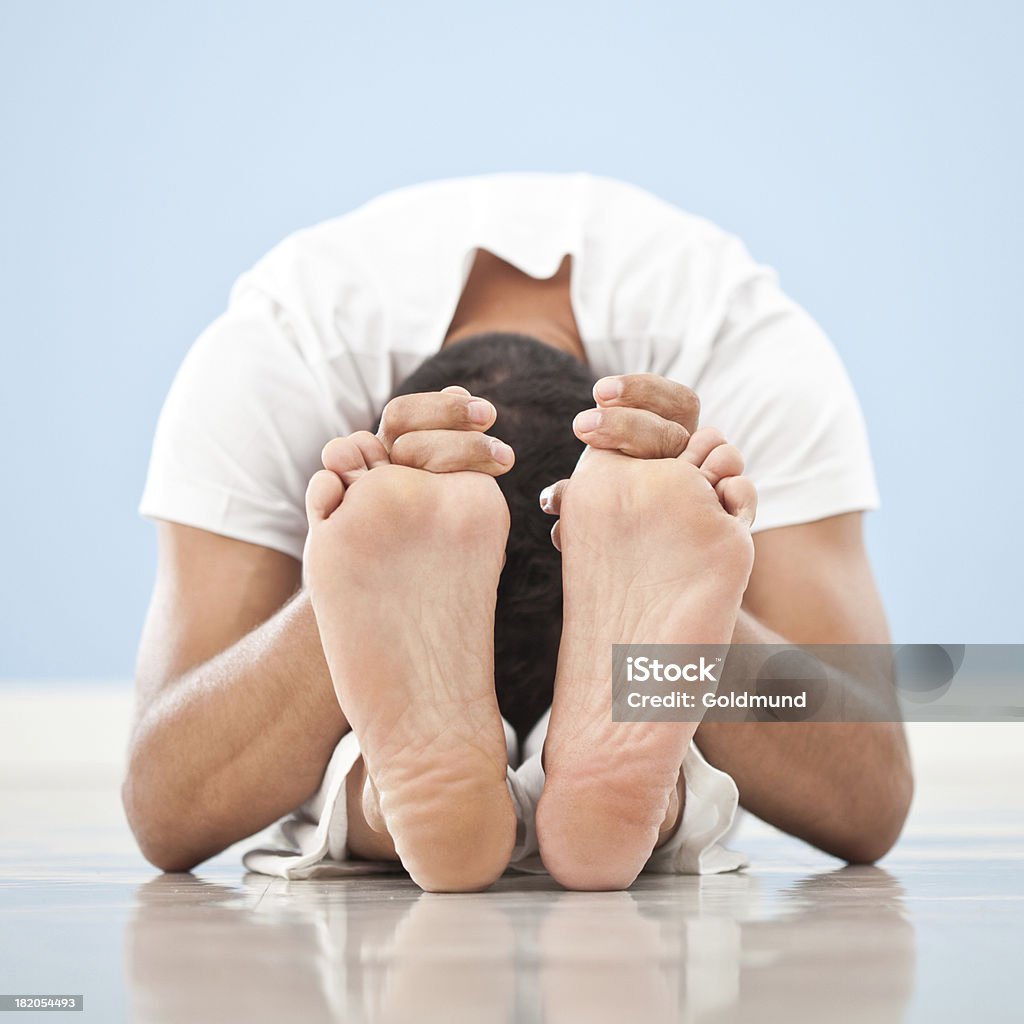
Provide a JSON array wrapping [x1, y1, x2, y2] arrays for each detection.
[[243, 712, 747, 879]]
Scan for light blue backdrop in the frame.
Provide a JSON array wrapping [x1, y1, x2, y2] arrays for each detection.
[[1, 1, 1021, 679]]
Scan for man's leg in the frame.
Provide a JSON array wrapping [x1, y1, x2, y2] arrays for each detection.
[[304, 455, 516, 892], [537, 441, 756, 890]]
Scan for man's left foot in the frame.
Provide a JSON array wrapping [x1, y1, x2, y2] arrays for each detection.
[[536, 436, 756, 890]]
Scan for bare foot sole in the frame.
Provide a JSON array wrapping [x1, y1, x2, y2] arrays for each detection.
[[305, 443, 516, 892], [536, 432, 756, 890]]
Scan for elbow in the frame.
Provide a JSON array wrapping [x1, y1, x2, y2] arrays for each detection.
[[832, 762, 915, 866], [139, 843, 203, 875], [121, 763, 209, 875], [835, 827, 901, 868]]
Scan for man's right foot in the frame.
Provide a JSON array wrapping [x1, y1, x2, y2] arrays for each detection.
[[537, 436, 756, 890], [304, 440, 516, 892]]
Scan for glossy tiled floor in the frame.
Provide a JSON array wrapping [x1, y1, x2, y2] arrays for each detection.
[[2, 689, 1023, 1022]]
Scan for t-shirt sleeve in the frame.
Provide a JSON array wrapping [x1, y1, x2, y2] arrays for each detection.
[[682, 271, 880, 533], [139, 286, 342, 560]]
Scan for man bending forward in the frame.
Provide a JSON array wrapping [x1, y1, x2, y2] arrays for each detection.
[[125, 174, 912, 891]]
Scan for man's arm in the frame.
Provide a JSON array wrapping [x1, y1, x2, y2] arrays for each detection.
[[123, 523, 348, 872], [695, 512, 912, 863]]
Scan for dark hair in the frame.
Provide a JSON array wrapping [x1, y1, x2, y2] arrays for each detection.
[[390, 333, 596, 739]]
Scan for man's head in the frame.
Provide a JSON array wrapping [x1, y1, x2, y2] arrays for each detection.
[[390, 333, 596, 737]]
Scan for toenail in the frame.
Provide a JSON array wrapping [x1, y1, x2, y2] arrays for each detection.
[[574, 409, 602, 433], [490, 438, 515, 465], [539, 485, 555, 510], [594, 377, 623, 401], [468, 400, 494, 425]]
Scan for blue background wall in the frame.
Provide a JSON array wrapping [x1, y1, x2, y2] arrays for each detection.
[[1, 1, 1021, 679]]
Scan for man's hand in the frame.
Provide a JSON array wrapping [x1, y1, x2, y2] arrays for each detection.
[[570, 373, 700, 457], [313, 387, 514, 564], [374, 385, 515, 476], [539, 373, 707, 546]]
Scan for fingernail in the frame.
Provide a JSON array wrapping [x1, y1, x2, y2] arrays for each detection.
[[595, 377, 623, 401], [468, 399, 493, 425], [539, 485, 554, 511], [490, 438, 515, 465], [574, 409, 602, 433]]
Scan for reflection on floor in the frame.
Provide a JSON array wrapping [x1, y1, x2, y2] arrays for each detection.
[[122, 865, 921, 1024], [1, 690, 1022, 1023]]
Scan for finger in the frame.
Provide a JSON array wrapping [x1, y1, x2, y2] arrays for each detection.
[[306, 469, 345, 523], [442, 385, 471, 396], [390, 429, 515, 475], [592, 374, 700, 433], [539, 478, 569, 516], [701, 443, 745, 488], [321, 432, 388, 487], [679, 427, 728, 468], [717, 475, 758, 527], [550, 519, 562, 552], [573, 406, 690, 458], [377, 392, 496, 449]]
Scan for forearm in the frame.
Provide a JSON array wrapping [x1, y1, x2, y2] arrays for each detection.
[[695, 609, 913, 862], [123, 591, 347, 871]]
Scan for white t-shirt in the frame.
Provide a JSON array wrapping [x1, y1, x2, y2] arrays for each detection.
[[140, 173, 879, 558]]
